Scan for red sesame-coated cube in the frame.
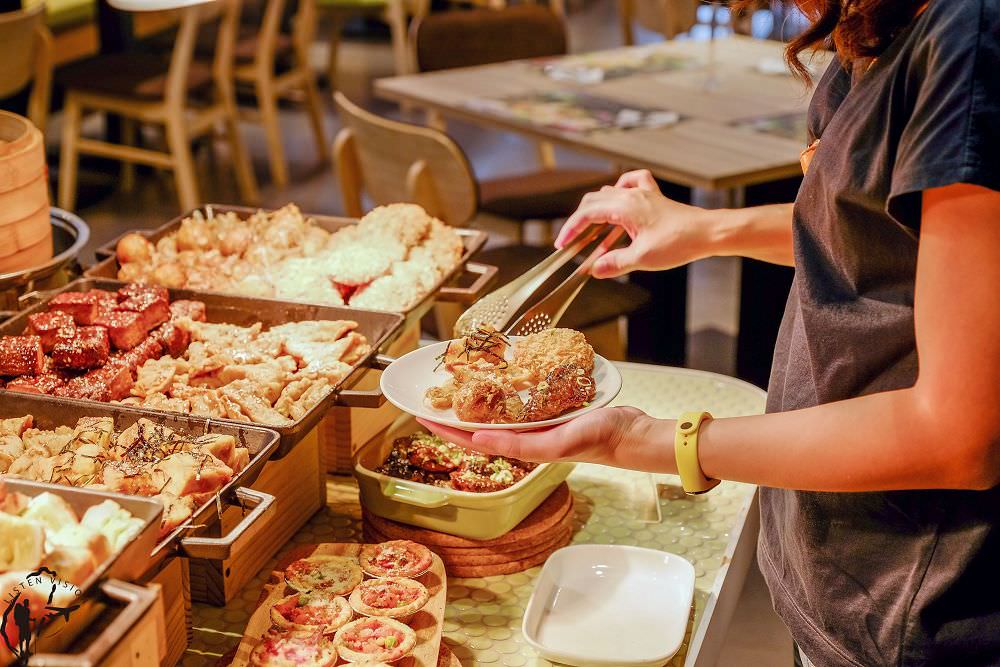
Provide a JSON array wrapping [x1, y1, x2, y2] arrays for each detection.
[[51, 326, 110, 371], [0, 336, 45, 376], [25, 311, 76, 352], [152, 321, 191, 357], [117, 292, 170, 331], [116, 335, 165, 373], [169, 300, 207, 322], [5, 373, 66, 395], [48, 292, 101, 325], [58, 360, 134, 401], [117, 283, 169, 304], [94, 309, 150, 351]]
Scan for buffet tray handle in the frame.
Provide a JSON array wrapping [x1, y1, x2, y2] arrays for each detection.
[[178, 487, 276, 560], [380, 478, 451, 508], [30, 580, 159, 667], [435, 262, 498, 304], [334, 353, 395, 408]]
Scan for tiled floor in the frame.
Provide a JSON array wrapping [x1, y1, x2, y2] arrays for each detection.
[[39, 1, 796, 663]]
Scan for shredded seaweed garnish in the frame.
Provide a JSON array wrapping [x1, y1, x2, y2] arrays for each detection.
[[435, 327, 510, 371]]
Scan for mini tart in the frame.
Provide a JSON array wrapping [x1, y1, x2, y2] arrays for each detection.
[[334, 617, 416, 663], [285, 555, 364, 596], [249, 629, 337, 666], [349, 577, 429, 621], [359, 540, 434, 579], [271, 592, 354, 634]]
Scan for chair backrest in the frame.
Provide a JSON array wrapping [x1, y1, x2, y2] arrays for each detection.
[[633, 0, 698, 40], [411, 4, 567, 73], [165, 0, 241, 106], [333, 91, 477, 226], [0, 4, 52, 133]]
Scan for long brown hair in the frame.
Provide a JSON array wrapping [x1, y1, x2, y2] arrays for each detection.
[[734, 0, 929, 79]]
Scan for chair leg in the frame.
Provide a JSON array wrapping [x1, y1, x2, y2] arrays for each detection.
[[217, 77, 259, 204], [384, 0, 410, 76], [257, 77, 289, 188], [301, 74, 329, 164], [57, 94, 83, 211], [164, 116, 200, 212], [326, 12, 346, 90], [121, 118, 137, 192]]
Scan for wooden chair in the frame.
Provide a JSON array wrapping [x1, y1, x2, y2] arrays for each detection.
[[618, 0, 699, 44], [57, 0, 258, 212], [232, 0, 328, 187], [320, 0, 430, 87], [0, 4, 53, 134], [410, 5, 616, 241], [333, 91, 650, 358]]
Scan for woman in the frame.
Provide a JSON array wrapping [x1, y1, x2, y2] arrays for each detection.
[[420, 1, 1000, 665]]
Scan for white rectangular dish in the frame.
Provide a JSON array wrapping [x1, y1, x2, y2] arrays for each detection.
[[523, 545, 695, 667]]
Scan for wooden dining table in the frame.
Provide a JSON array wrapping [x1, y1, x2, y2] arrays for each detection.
[[375, 35, 831, 196], [375, 35, 832, 376]]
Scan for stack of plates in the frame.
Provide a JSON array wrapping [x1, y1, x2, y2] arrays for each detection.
[[362, 483, 576, 578]]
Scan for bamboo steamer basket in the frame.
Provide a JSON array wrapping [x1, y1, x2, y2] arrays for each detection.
[[0, 110, 51, 271]]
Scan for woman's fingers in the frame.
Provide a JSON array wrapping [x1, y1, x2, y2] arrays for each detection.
[[556, 191, 628, 248], [591, 245, 640, 278], [415, 419, 476, 448], [615, 169, 658, 191]]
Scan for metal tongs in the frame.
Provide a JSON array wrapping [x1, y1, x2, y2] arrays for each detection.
[[453, 225, 626, 338]]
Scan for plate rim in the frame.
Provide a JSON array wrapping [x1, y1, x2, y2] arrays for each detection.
[[379, 338, 623, 432]]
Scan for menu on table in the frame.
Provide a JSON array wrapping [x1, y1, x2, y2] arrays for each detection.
[[465, 91, 681, 134]]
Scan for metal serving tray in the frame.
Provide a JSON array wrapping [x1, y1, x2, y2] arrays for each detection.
[[0, 277, 405, 458], [1, 477, 164, 666], [86, 204, 496, 327], [0, 392, 280, 561]]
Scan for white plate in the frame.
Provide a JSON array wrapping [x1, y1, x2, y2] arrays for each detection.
[[523, 545, 695, 667], [379, 338, 622, 431]]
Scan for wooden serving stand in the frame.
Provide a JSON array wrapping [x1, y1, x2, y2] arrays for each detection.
[[230, 543, 448, 667]]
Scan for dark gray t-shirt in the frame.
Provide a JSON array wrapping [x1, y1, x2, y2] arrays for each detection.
[[761, 2, 1000, 666]]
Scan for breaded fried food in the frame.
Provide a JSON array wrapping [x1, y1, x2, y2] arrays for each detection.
[[453, 377, 523, 424], [513, 328, 595, 382], [358, 203, 432, 247], [519, 364, 596, 423], [443, 326, 509, 370]]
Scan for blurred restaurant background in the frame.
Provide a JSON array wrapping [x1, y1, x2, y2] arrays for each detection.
[[1, 1, 817, 663]]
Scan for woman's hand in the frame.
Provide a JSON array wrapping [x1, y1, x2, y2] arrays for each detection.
[[416, 407, 679, 474], [554, 170, 720, 278]]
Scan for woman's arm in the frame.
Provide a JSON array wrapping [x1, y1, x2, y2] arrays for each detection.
[[421, 183, 1000, 492], [553, 170, 796, 276]]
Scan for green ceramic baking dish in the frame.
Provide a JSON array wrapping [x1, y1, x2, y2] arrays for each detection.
[[354, 414, 574, 540]]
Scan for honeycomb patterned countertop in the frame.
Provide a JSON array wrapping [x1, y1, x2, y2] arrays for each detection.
[[185, 363, 767, 667]]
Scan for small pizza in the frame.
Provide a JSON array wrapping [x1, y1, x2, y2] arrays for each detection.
[[349, 577, 429, 620], [249, 629, 337, 666], [285, 555, 363, 596], [359, 540, 433, 579], [271, 592, 354, 634], [334, 617, 416, 663]]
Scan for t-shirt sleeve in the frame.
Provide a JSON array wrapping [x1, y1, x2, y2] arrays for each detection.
[[888, 0, 1000, 228]]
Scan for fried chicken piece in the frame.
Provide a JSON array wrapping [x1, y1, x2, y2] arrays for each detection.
[[453, 378, 523, 424], [513, 328, 595, 383], [519, 364, 596, 423], [220, 380, 293, 426], [358, 203, 433, 248], [444, 326, 509, 370]]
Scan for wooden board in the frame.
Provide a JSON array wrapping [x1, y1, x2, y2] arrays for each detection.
[[139, 556, 190, 667], [230, 543, 447, 667], [322, 319, 421, 473], [190, 428, 325, 606]]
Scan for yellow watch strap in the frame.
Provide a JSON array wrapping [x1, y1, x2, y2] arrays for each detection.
[[674, 411, 720, 495]]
